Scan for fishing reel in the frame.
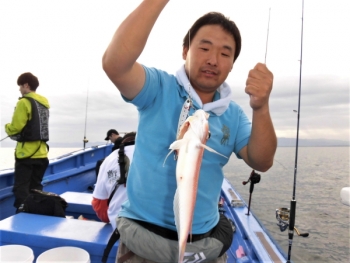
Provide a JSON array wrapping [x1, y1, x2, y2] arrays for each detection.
[[276, 207, 309, 237], [242, 170, 261, 191], [83, 136, 89, 149], [242, 170, 261, 216], [276, 207, 290, 231]]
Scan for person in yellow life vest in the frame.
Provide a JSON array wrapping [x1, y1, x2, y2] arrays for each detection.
[[5, 72, 50, 212]]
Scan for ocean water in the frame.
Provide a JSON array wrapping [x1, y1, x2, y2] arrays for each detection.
[[224, 147, 350, 263], [0, 148, 81, 170], [0, 146, 349, 262]]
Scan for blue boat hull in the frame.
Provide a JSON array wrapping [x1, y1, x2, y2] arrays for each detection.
[[0, 145, 287, 263]]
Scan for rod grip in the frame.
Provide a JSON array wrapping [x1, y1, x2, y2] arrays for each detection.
[[288, 200, 297, 233]]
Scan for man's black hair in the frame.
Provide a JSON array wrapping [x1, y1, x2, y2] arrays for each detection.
[[122, 132, 136, 143], [183, 12, 242, 62], [17, 72, 39, 91]]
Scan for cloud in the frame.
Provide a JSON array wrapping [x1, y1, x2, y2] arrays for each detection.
[[227, 74, 349, 141], [1, 0, 349, 145], [47, 91, 139, 144]]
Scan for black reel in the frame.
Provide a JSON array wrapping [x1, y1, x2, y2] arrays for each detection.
[[242, 170, 261, 216]]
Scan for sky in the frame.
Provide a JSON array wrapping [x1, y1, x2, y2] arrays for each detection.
[[1, 0, 349, 148]]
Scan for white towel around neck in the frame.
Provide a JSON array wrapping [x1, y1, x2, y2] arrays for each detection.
[[175, 65, 232, 116]]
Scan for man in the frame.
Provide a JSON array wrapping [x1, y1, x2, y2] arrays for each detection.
[[92, 132, 136, 229], [92, 132, 136, 263], [95, 129, 123, 180], [5, 72, 50, 211], [102, 1, 277, 262], [105, 129, 123, 152]]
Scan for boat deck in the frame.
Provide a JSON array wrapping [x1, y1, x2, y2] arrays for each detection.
[[0, 213, 117, 263], [0, 145, 287, 263]]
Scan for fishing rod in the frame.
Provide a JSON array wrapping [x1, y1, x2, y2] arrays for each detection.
[[0, 136, 9, 142], [287, 0, 305, 262], [242, 7, 270, 217], [83, 83, 89, 150], [264, 7, 271, 64]]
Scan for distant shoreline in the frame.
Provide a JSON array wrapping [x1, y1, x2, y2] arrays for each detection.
[[1, 138, 349, 148], [1, 145, 349, 148], [277, 145, 350, 147]]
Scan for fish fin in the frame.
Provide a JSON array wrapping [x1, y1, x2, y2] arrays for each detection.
[[169, 139, 186, 150], [171, 139, 191, 154], [177, 119, 191, 140], [163, 149, 175, 167], [173, 188, 180, 238], [173, 189, 181, 249], [200, 144, 228, 159], [163, 139, 188, 166]]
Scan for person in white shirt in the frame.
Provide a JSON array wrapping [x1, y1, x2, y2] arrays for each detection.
[[92, 132, 136, 229]]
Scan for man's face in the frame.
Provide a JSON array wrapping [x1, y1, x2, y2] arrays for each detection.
[[110, 133, 119, 143], [183, 25, 235, 96], [19, 83, 30, 96]]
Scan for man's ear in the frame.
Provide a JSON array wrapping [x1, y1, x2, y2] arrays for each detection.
[[182, 46, 189, 60]]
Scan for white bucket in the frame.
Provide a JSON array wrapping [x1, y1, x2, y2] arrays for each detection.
[[0, 244, 34, 263], [36, 246, 90, 263], [340, 187, 350, 206]]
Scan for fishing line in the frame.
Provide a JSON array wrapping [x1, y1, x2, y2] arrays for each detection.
[[0, 136, 9, 142], [287, 0, 305, 262], [264, 8, 271, 64], [273, 158, 288, 170]]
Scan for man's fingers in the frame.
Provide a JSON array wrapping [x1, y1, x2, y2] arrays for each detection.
[[248, 66, 273, 81], [254, 62, 271, 74], [244, 63, 274, 110], [245, 82, 255, 94]]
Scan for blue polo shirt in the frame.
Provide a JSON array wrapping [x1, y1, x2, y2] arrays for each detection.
[[119, 66, 251, 234]]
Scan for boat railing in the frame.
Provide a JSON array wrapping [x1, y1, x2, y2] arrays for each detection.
[[221, 178, 288, 263], [0, 144, 113, 201]]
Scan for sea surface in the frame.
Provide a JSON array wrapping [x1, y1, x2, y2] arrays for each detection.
[[224, 147, 350, 263], [0, 148, 81, 170], [0, 146, 349, 262]]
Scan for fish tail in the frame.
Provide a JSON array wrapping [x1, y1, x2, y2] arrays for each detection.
[[174, 188, 186, 263], [178, 243, 186, 263]]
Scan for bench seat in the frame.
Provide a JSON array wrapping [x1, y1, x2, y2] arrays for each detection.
[[60, 191, 98, 220], [0, 213, 117, 263]]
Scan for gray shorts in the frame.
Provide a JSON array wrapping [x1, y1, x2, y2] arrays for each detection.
[[117, 242, 228, 263], [116, 217, 232, 263]]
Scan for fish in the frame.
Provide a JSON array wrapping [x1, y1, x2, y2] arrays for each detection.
[[164, 109, 227, 263]]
